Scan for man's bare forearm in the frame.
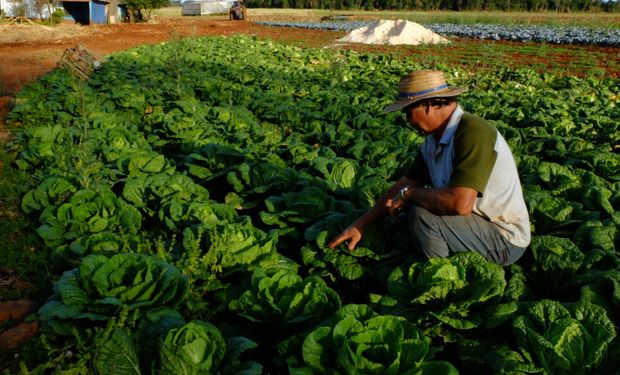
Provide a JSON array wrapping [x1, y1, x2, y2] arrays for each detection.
[[353, 177, 413, 229], [327, 176, 419, 250], [401, 186, 477, 216]]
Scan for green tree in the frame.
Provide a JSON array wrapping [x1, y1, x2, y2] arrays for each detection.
[[125, 0, 167, 22], [602, 0, 619, 12]]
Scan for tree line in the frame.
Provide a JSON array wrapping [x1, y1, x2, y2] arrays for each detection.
[[248, 0, 619, 12]]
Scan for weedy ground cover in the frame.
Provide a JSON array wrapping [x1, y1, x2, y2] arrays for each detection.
[[0, 151, 50, 302], [388, 39, 619, 78], [1, 33, 618, 373]]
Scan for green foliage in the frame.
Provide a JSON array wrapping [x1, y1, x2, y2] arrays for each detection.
[[83, 314, 261, 374], [124, 0, 168, 22], [160, 321, 262, 375], [244, 0, 618, 13], [160, 321, 226, 373], [46, 8, 65, 26], [373, 252, 506, 331], [0, 149, 54, 372], [35, 187, 142, 260], [513, 291, 616, 374], [37, 253, 188, 335], [95, 329, 142, 375], [229, 269, 341, 330], [181, 216, 279, 282], [296, 304, 458, 374], [302, 212, 408, 282], [21, 175, 78, 214], [4, 35, 619, 373]]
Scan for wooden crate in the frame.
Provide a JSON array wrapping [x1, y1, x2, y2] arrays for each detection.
[[57, 45, 105, 80]]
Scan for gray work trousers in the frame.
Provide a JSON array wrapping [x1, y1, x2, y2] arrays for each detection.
[[408, 205, 526, 266]]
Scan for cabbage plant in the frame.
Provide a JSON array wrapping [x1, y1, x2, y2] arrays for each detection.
[[513, 292, 616, 374], [298, 304, 457, 374], [159, 321, 260, 375], [372, 252, 506, 330], [38, 253, 188, 335], [229, 269, 340, 329], [93, 320, 262, 375], [35, 188, 142, 258]]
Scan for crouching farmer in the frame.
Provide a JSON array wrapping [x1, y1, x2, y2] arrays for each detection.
[[328, 70, 530, 266]]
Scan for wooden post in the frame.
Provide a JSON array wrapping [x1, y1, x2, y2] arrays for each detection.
[[108, 0, 118, 23]]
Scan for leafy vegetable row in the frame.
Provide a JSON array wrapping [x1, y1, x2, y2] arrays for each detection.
[[6, 35, 619, 373], [257, 20, 620, 46]]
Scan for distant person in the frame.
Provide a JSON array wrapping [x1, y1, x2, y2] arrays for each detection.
[[328, 70, 530, 266]]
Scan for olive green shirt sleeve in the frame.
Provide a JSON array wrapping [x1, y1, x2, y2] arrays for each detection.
[[449, 114, 498, 195]]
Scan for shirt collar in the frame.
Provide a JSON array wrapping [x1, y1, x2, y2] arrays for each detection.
[[438, 105, 464, 146]]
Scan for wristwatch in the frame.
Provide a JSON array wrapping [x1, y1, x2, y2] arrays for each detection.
[[398, 186, 410, 202]]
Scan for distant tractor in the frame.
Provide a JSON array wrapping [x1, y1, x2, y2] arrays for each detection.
[[229, 1, 247, 20]]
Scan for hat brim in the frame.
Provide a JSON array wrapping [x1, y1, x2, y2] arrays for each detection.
[[383, 87, 468, 113]]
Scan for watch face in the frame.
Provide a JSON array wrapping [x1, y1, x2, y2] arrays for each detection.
[[399, 187, 408, 200]]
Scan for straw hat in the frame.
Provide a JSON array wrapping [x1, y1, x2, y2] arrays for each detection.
[[384, 70, 467, 113]]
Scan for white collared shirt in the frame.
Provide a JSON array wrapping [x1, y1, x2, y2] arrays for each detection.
[[416, 105, 531, 248], [421, 105, 464, 189]]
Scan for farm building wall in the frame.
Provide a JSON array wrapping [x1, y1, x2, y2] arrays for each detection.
[[62, 0, 89, 24], [61, 0, 119, 24], [91, 0, 106, 23], [182, 0, 233, 16]]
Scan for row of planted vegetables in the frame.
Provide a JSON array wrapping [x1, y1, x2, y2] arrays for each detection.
[[256, 20, 620, 46], [5, 35, 619, 373]]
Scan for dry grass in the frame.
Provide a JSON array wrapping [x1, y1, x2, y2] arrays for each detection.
[[0, 22, 91, 44]]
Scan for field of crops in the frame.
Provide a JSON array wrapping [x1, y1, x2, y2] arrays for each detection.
[[1, 15, 619, 374], [257, 20, 620, 46]]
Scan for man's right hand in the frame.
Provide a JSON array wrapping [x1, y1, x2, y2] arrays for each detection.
[[327, 225, 363, 251], [327, 177, 415, 252]]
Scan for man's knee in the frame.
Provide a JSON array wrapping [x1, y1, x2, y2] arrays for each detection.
[[407, 205, 449, 259], [407, 205, 443, 235]]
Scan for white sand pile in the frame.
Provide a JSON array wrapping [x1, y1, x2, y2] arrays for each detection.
[[337, 19, 450, 45]]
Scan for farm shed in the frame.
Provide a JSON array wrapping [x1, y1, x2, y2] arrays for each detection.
[[61, 0, 125, 24], [0, 0, 57, 18], [182, 0, 233, 16]]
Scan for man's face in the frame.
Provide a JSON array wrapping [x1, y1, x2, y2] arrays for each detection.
[[403, 101, 432, 134]]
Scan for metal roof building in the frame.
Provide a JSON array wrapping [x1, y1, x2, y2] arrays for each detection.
[[182, 0, 233, 16], [61, 0, 125, 24], [0, 0, 125, 23]]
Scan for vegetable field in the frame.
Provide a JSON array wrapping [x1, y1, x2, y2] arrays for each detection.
[[257, 20, 620, 46], [2, 28, 619, 373]]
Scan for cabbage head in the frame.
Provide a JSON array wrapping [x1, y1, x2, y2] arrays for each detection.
[[38, 253, 188, 335], [375, 252, 506, 330], [513, 291, 616, 374], [300, 304, 457, 374], [229, 269, 341, 329], [160, 321, 226, 374], [159, 320, 262, 375]]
